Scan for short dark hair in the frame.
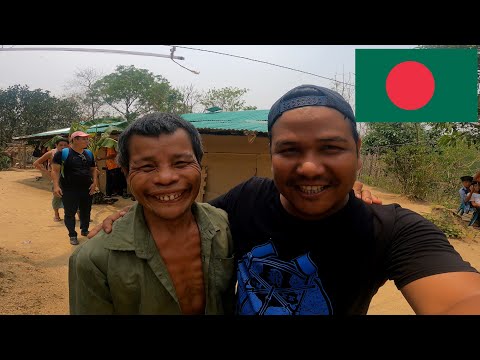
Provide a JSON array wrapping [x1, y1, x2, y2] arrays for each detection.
[[461, 175, 474, 182], [55, 137, 69, 145], [117, 112, 203, 171]]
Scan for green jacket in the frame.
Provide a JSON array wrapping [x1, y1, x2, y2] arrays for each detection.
[[69, 202, 235, 315]]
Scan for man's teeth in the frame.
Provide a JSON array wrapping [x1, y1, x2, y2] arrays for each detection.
[[299, 185, 327, 194], [155, 192, 182, 201]]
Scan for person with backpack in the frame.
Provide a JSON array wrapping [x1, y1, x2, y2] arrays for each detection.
[[91, 85, 480, 314], [51, 131, 97, 245]]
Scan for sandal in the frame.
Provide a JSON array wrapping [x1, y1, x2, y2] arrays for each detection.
[[53, 217, 62, 222]]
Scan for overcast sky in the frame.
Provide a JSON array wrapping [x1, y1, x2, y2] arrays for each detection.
[[0, 45, 416, 110]]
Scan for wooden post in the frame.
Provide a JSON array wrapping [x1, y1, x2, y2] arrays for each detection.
[[23, 143, 27, 169]]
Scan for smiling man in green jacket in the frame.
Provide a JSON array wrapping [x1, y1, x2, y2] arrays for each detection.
[[68, 112, 235, 315]]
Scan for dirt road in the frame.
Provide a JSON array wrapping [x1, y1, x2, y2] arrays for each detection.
[[0, 169, 479, 314]]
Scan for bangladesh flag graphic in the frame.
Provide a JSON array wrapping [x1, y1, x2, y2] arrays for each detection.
[[355, 49, 478, 122]]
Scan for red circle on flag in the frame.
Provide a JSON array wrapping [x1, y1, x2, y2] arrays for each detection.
[[385, 61, 435, 110]]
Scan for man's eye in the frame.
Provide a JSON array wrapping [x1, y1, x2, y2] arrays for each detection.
[[139, 166, 155, 172], [321, 145, 342, 151], [279, 148, 298, 154], [175, 161, 189, 167]]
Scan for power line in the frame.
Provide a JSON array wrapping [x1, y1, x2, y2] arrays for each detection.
[[0, 47, 185, 60], [1, 45, 356, 85], [171, 45, 355, 86]]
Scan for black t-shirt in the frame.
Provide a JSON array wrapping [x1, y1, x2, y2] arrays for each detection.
[[209, 176, 477, 315], [53, 148, 96, 191]]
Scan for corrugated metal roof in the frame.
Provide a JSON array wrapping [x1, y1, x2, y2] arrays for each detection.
[[86, 121, 127, 132], [12, 127, 71, 139], [181, 110, 268, 133], [12, 111, 268, 140], [12, 121, 127, 140]]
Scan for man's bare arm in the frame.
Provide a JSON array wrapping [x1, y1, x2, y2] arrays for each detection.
[[401, 272, 480, 314], [89, 167, 99, 196], [51, 163, 63, 198], [33, 151, 53, 179]]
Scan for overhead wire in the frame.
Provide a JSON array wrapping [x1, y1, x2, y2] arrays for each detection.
[[169, 45, 355, 86], [1, 45, 355, 85]]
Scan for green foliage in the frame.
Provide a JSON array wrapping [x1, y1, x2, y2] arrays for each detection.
[[383, 145, 434, 199], [0, 154, 11, 170], [42, 135, 68, 150], [424, 208, 466, 239], [362, 123, 418, 154], [141, 83, 188, 115], [362, 122, 443, 155], [0, 85, 81, 149], [199, 87, 256, 112], [359, 136, 480, 209], [95, 65, 175, 121], [433, 122, 480, 150]]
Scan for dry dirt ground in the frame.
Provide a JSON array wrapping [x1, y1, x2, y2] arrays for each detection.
[[1, 169, 480, 315]]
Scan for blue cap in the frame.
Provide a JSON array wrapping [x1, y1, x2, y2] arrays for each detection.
[[268, 84, 356, 133]]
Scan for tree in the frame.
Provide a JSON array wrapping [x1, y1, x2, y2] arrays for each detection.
[[140, 81, 186, 115], [0, 85, 80, 149], [95, 65, 172, 121], [362, 122, 443, 154], [362, 123, 418, 155], [176, 84, 203, 113], [64, 68, 105, 121], [199, 87, 257, 112]]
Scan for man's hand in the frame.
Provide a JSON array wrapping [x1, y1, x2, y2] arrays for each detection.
[[87, 205, 132, 238], [353, 180, 382, 205], [53, 185, 63, 198], [89, 183, 97, 196]]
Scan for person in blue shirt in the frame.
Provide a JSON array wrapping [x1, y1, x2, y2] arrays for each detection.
[[459, 175, 474, 214]]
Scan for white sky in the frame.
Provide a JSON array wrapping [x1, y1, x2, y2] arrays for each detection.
[[0, 45, 416, 110]]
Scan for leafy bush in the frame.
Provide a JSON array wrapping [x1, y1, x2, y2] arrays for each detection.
[[424, 207, 466, 239], [0, 154, 11, 170], [359, 141, 480, 210]]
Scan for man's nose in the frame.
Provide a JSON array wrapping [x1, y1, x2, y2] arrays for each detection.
[[296, 161, 325, 177], [151, 166, 179, 185]]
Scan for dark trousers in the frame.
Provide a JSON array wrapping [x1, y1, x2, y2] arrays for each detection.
[[106, 167, 127, 196], [62, 189, 93, 237]]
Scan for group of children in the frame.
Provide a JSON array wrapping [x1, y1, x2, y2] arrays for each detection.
[[459, 175, 480, 225]]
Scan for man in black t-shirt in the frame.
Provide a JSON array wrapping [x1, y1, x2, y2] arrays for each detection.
[[91, 85, 480, 315], [52, 131, 98, 245]]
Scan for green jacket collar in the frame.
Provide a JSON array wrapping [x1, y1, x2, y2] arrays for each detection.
[[103, 202, 220, 260]]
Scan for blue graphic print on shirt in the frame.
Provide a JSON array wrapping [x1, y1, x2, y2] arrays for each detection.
[[236, 242, 333, 315]]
